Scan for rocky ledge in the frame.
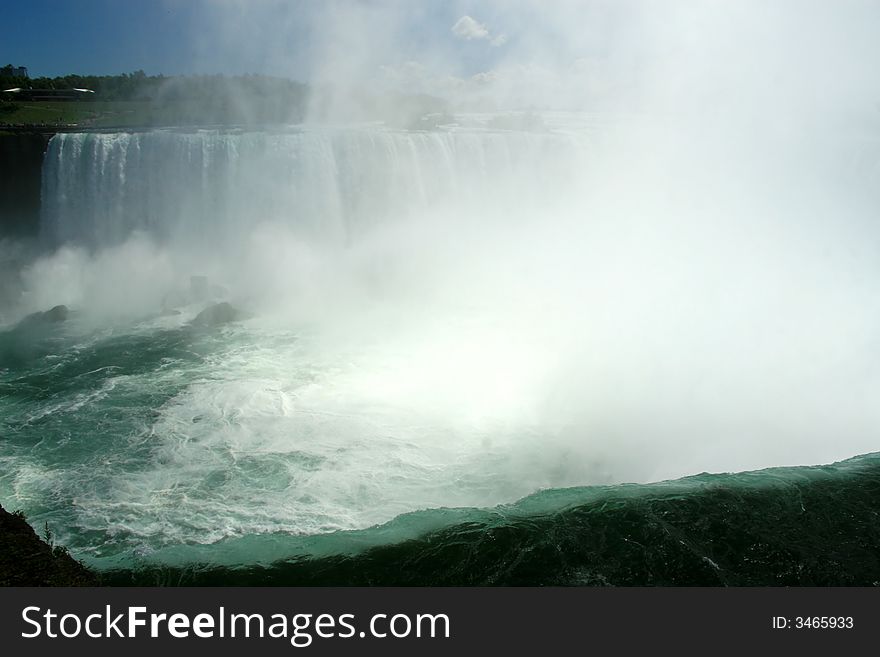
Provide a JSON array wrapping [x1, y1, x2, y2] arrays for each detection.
[[0, 503, 98, 586]]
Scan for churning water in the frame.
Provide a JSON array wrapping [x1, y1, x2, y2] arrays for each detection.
[[2, 115, 880, 582]]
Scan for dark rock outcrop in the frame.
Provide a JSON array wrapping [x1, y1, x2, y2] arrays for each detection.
[[190, 302, 252, 328], [41, 304, 69, 322], [18, 304, 69, 327], [0, 503, 98, 586], [0, 132, 50, 238]]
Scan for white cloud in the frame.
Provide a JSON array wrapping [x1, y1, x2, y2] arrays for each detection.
[[470, 71, 497, 85], [452, 15, 506, 47], [452, 15, 490, 40]]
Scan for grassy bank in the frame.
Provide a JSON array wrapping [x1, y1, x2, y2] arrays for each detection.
[[0, 99, 304, 128]]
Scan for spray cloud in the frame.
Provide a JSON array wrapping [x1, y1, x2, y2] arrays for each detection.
[[7, 1, 880, 504]]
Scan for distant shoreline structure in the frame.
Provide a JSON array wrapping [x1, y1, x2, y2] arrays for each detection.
[[1, 87, 95, 101]]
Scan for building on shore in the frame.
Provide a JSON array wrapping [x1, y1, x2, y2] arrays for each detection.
[[1, 87, 94, 101], [1, 65, 28, 78]]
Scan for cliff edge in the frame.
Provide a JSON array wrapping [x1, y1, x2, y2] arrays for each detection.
[[0, 503, 98, 586]]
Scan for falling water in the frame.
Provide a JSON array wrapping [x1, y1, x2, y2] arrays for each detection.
[[3, 116, 880, 579]]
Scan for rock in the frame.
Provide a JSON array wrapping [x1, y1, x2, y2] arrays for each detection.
[[2, 306, 70, 368], [17, 304, 69, 328], [190, 302, 252, 327], [42, 304, 69, 322], [0, 503, 98, 586]]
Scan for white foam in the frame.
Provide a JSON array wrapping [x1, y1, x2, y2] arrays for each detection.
[[11, 117, 880, 551]]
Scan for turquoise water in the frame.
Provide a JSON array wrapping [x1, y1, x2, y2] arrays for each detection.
[[106, 451, 880, 586], [2, 315, 878, 585], [0, 310, 623, 572], [3, 124, 880, 585]]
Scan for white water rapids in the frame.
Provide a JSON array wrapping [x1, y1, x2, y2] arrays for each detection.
[[7, 114, 880, 554]]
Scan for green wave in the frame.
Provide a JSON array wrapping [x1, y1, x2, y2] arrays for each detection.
[[101, 451, 880, 585]]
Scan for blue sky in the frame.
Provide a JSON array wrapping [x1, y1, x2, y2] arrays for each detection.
[[4, 0, 204, 77], [6, 1, 877, 113], [2, 0, 624, 109], [2, 0, 526, 79]]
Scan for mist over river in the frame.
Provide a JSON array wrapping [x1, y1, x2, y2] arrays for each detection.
[[1, 110, 879, 584]]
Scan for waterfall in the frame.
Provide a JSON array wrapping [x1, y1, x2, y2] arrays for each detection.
[[40, 128, 586, 249]]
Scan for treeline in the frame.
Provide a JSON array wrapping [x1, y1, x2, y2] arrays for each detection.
[[1, 69, 311, 125], [1, 68, 308, 103], [1, 67, 452, 128], [1, 69, 157, 99]]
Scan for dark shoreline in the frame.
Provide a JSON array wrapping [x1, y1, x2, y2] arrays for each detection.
[[58, 454, 880, 586], [0, 131, 50, 237], [0, 503, 97, 586], [4, 453, 880, 586]]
